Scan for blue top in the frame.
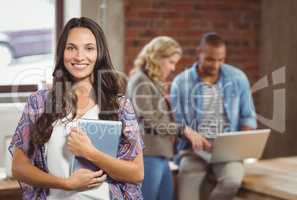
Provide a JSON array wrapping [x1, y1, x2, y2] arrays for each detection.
[[170, 63, 257, 151]]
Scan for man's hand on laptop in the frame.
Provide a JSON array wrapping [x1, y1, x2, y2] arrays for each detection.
[[241, 125, 255, 131], [184, 127, 212, 151]]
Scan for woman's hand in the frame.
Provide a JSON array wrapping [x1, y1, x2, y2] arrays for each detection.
[[184, 126, 212, 151], [67, 128, 94, 158], [64, 169, 107, 190]]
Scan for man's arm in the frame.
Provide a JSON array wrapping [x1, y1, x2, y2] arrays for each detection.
[[239, 74, 257, 130], [170, 78, 186, 124]]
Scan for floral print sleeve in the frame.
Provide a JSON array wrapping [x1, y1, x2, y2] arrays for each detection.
[[8, 90, 48, 200], [117, 96, 144, 160], [108, 96, 145, 200], [8, 90, 46, 157], [8, 92, 144, 200]]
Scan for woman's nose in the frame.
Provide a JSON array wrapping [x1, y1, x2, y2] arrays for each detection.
[[74, 49, 85, 61], [171, 64, 176, 71]]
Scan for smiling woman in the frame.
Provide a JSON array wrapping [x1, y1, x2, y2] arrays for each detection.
[[63, 27, 98, 82], [8, 17, 144, 200]]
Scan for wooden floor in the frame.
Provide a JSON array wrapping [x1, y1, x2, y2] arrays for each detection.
[[237, 156, 297, 200]]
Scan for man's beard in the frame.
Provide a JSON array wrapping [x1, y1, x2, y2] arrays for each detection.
[[202, 66, 218, 76]]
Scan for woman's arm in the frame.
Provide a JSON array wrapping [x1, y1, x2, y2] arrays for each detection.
[[67, 129, 144, 184], [12, 147, 106, 190], [127, 78, 211, 150], [127, 78, 182, 136], [87, 147, 144, 183]]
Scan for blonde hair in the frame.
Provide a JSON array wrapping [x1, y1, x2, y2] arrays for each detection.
[[131, 36, 182, 83]]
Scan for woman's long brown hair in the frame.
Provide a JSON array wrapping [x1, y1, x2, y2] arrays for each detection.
[[28, 17, 123, 155]]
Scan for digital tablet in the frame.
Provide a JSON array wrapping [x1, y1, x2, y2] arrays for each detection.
[[70, 119, 122, 173]]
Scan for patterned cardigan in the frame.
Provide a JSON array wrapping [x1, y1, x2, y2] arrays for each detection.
[[8, 90, 144, 200]]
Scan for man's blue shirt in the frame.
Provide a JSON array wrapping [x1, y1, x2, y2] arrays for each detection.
[[171, 63, 257, 150]]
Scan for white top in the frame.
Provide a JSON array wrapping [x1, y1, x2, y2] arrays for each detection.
[[46, 105, 110, 200], [198, 83, 230, 138]]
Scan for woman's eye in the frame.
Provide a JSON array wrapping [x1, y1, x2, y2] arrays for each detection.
[[66, 46, 74, 51], [86, 47, 95, 51]]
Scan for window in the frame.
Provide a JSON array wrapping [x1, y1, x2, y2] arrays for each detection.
[[0, 0, 56, 97], [0, 0, 62, 170]]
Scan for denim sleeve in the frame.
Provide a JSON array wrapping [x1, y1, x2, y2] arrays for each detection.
[[239, 75, 257, 129], [170, 77, 186, 124]]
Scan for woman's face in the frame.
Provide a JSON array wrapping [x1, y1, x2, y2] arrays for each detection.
[[64, 27, 98, 82], [159, 53, 181, 81]]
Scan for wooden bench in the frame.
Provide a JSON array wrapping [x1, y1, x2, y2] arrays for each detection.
[[1, 157, 296, 200], [236, 156, 297, 200], [0, 178, 21, 200], [176, 157, 297, 200]]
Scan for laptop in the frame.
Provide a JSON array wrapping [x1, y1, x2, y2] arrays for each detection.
[[195, 129, 271, 163]]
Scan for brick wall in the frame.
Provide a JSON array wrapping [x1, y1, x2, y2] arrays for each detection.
[[124, 0, 261, 83]]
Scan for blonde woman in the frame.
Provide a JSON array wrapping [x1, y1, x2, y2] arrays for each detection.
[[126, 36, 210, 200]]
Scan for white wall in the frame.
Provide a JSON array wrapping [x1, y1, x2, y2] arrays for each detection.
[[64, 0, 81, 22], [0, 103, 25, 168]]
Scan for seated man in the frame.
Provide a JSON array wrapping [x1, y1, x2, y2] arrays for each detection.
[[171, 32, 257, 200]]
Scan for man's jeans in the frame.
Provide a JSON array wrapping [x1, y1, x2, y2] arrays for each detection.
[[177, 154, 244, 200]]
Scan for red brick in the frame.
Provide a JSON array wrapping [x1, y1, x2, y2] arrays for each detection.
[[138, 11, 161, 18], [124, 0, 261, 77]]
